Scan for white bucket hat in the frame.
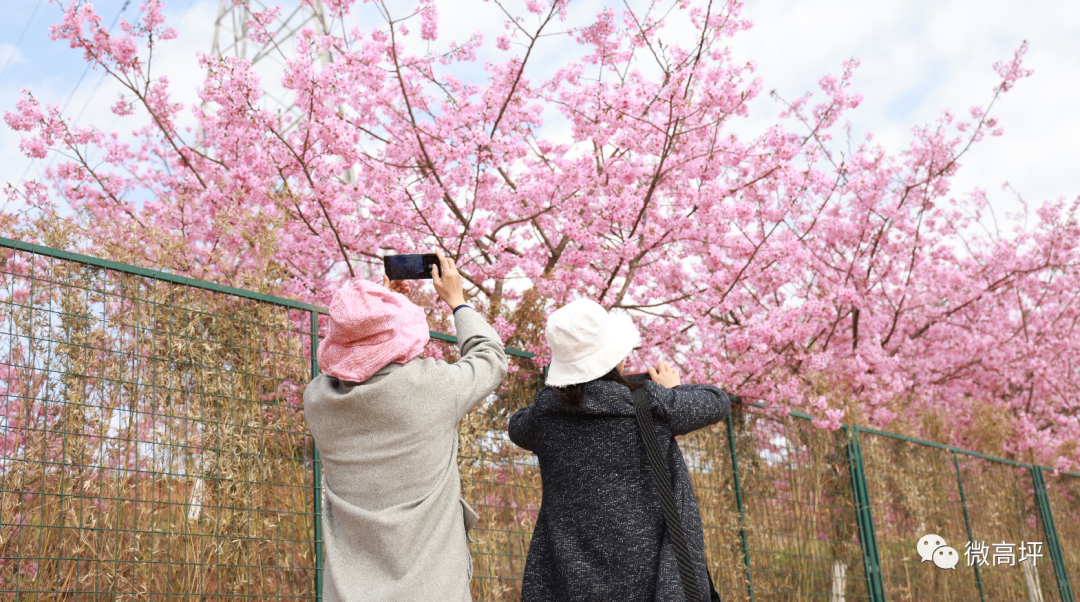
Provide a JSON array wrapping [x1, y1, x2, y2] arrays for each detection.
[[544, 298, 641, 387]]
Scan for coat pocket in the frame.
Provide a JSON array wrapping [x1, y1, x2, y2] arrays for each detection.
[[460, 498, 480, 543]]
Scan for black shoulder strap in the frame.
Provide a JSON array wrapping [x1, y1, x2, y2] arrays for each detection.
[[632, 386, 705, 602]]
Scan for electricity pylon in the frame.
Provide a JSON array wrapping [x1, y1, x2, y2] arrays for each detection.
[[210, 0, 331, 117], [209, 1, 353, 180]]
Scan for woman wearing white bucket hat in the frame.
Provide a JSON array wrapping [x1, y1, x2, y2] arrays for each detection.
[[509, 298, 730, 602]]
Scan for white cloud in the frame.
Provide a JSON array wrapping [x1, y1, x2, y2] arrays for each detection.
[[0, 43, 27, 76], [727, 0, 1080, 222]]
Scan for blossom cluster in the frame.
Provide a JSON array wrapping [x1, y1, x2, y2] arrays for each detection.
[[4, 0, 1078, 470]]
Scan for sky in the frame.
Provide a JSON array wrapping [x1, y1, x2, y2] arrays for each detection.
[[1, 0, 1077, 229]]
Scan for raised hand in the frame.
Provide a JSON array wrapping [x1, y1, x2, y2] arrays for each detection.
[[431, 249, 466, 309], [648, 362, 682, 388], [381, 275, 410, 295]]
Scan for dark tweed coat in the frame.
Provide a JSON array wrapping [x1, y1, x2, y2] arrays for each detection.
[[508, 379, 730, 602]]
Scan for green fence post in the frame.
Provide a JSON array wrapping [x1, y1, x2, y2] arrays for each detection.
[[1032, 466, 1074, 602], [310, 310, 324, 601], [847, 426, 886, 602], [952, 451, 985, 602], [725, 409, 754, 602]]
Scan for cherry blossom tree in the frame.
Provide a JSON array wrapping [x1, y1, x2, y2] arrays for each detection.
[[5, 0, 1079, 470]]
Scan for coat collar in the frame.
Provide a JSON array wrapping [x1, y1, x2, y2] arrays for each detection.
[[372, 362, 406, 377], [326, 361, 405, 387]]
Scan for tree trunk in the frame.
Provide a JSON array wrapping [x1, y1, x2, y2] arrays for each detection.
[[187, 473, 206, 521], [1022, 557, 1044, 602]]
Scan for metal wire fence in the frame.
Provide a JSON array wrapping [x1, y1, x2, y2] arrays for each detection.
[[1, 237, 1077, 601], [0, 239, 322, 599], [859, 429, 1065, 601]]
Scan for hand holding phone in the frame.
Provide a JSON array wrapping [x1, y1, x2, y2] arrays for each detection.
[[383, 254, 442, 280], [381, 275, 410, 294], [382, 250, 464, 310], [430, 249, 465, 309]]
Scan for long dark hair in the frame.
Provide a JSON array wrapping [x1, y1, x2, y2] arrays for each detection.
[[551, 368, 646, 414]]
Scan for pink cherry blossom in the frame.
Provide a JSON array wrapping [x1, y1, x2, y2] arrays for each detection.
[[3, 1, 1076, 473]]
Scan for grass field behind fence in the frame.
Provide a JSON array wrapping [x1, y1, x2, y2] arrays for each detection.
[[2, 238, 1078, 601]]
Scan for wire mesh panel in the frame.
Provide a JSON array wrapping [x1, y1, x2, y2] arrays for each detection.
[[727, 408, 869, 601], [1045, 472, 1080, 598], [860, 432, 983, 600], [678, 413, 748, 599], [955, 455, 1059, 601], [3, 238, 1078, 602], [0, 244, 318, 599]]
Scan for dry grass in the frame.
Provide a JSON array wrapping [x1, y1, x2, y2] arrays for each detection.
[[1, 253, 316, 599], [861, 433, 1063, 601], [2, 246, 1077, 601]]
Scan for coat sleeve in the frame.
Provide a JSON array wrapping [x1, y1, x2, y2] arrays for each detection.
[[508, 404, 536, 452], [508, 388, 553, 452], [439, 307, 510, 421], [649, 381, 730, 436]]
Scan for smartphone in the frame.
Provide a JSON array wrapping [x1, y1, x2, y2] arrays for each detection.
[[383, 254, 442, 280], [623, 372, 652, 382]]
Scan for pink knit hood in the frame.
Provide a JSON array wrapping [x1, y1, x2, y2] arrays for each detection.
[[317, 279, 430, 383]]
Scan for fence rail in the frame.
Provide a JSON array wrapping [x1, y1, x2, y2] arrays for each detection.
[[1, 237, 1077, 601]]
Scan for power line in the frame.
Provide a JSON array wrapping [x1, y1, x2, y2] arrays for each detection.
[[72, 71, 110, 126], [60, 1, 131, 116], [29, 0, 133, 181], [17, 0, 130, 184], [5, 0, 48, 187], [0, 0, 45, 86], [16, 0, 191, 185], [71, 0, 197, 128]]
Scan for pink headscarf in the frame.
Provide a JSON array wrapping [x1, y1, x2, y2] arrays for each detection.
[[317, 279, 430, 383]]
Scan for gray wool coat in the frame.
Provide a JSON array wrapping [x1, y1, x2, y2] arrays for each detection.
[[508, 379, 730, 602], [303, 308, 509, 602]]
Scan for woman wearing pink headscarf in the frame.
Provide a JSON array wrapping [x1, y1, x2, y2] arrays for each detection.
[[304, 250, 509, 602]]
